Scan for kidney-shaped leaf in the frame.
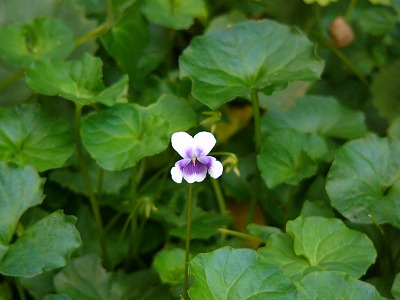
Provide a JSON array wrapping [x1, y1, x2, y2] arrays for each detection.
[[179, 20, 324, 109], [81, 103, 169, 171], [188, 247, 296, 300], [0, 104, 74, 172], [297, 271, 385, 300], [101, 2, 167, 87], [0, 210, 81, 277], [0, 164, 45, 246], [259, 216, 376, 280], [257, 129, 325, 188], [326, 134, 400, 228], [142, 0, 207, 30], [26, 53, 129, 107], [0, 17, 74, 68]]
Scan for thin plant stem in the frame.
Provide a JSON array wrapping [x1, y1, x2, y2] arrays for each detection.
[[0, 69, 25, 90], [218, 228, 265, 245], [96, 167, 104, 198], [15, 278, 27, 300], [325, 42, 369, 87], [74, 104, 109, 268], [247, 88, 262, 225], [210, 178, 227, 215], [250, 88, 262, 152], [74, 22, 110, 47], [184, 184, 193, 300], [345, 0, 357, 21]]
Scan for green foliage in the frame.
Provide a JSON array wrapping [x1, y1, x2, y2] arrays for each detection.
[[1, 0, 400, 298], [0, 17, 74, 68], [0, 104, 74, 171], [326, 134, 400, 228], [179, 20, 324, 109], [188, 247, 297, 299], [259, 216, 377, 281]]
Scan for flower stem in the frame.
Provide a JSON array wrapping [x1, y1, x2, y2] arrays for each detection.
[[184, 183, 193, 300], [250, 88, 262, 153], [74, 104, 109, 268], [218, 228, 264, 245], [15, 278, 27, 300], [211, 178, 227, 215], [0, 69, 25, 90], [345, 0, 357, 21]]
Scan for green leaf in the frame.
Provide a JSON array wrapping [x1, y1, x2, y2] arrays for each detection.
[[0, 0, 98, 57], [188, 247, 296, 299], [54, 254, 171, 300], [146, 94, 197, 135], [297, 271, 386, 299], [257, 96, 367, 188], [0, 210, 81, 277], [359, 8, 396, 36], [0, 104, 74, 172], [246, 223, 282, 241], [302, 0, 338, 5], [25, 53, 129, 107], [142, 0, 207, 30], [326, 134, 400, 228], [152, 248, 186, 284], [259, 216, 377, 280], [371, 60, 400, 121], [179, 20, 324, 109], [101, 2, 167, 87], [0, 17, 74, 68], [393, 272, 400, 300], [0, 163, 45, 245], [168, 206, 232, 240], [261, 96, 367, 140], [370, 0, 391, 5], [81, 103, 169, 171], [49, 159, 131, 196], [300, 200, 335, 218], [257, 130, 322, 188]]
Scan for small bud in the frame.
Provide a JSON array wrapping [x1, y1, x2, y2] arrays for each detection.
[[328, 16, 355, 48]]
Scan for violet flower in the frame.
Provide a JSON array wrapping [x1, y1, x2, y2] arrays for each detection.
[[170, 131, 223, 183]]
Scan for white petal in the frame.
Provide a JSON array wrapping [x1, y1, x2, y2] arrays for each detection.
[[193, 131, 216, 156], [171, 132, 194, 158], [208, 160, 223, 179], [183, 171, 207, 183], [171, 166, 183, 183]]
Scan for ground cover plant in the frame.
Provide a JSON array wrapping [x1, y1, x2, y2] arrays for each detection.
[[0, 0, 400, 299]]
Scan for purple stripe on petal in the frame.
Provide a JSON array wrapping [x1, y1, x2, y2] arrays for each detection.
[[176, 158, 191, 170], [197, 156, 216, 168], [183, 160, 207, 176]]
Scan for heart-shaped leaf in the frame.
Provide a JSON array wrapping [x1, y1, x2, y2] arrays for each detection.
[[297, 271, 385, 299], [258, 96, 367, 188], [142, 0, 207, 30], [81, 103, 169, 171], [101, 2, 167, 87], [179, 20, 324, 109], [0, 210, 81, 277], [0, 17, 74, 68], [259, 216, 377, 280], [0, 163, 44, 245], [326, 134, 400, 228], [189, 247, 296, 299], [0, 104, 74, 172], [25, 53, 129, 107], [257, 129, 324, 188]]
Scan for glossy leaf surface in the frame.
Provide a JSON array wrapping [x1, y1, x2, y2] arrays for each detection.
[[179, 20, 324, 109]]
